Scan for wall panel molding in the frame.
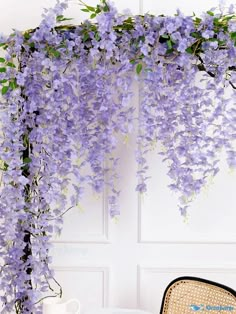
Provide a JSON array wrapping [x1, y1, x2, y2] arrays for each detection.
[[137, 265, 236, 308], [137, 195, 236, 244], [54, 266, 110, 306], [52, 191, 110, 244]]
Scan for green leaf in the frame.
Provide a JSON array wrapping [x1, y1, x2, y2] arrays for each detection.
[[48, 47, 61, 58], [190, 32, 201, 39], [230, 32, 236, 40], [223, 25, 228, 32], [56, 15, 73, 22], [0, 67, 6, 73], [95, 32, 100, 41], [53, 50, 60, 58], [23, 134, 29, 147], [83, 33, 90, 42], [213, 18, 220, 26], [23, 157, 32, 164], [62, 18, 73, 21], [223, 15, 235, 21], [0, 57, 5, 63], [81, 8, 89, 12], [86, 5, 95, 12], [64, 17, 73, 21], [24, 33, 30, 40], [206, 11, 214, 16], [0, 161, 8, 171], [136, 63, 143, 75], [194, 17, 202, 24], [185, 47, 193, 54], [29, 42, 35, 48], [208, 38, 218, 42], [9, 79, 17, 90], [161, 34, 169, 39], [6, 62, 16, 68], [103, 3, 109, 12], [129, 59, 136, 64], [218, 40, 226, 46], [95, 5, 101, 14], [0, 79, 8, 84], [139, 35, 145, 42], [2, 86, 9, 95], [90, 13, 97, 19], [56, 15, 64, 21], [166, 48, 174, 54], [9, 82, 14, 90], [167, 40, 173, 49]]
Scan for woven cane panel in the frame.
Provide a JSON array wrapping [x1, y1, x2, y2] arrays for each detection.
[[162, 279, 236, 313]]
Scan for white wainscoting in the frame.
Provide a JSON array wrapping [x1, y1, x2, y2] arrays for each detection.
[[52, 191, 110, 244], [138, 153, 236, 244], [54, 266, 110, 313], [137, 266, 236, 314]]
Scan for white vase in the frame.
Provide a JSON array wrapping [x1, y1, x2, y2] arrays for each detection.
[[43, 297, 80, 314]]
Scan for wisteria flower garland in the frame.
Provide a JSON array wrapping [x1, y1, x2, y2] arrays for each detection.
[[0, 0, 236, 312]]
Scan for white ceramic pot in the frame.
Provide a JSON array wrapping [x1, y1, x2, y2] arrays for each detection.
[[43, 297, 80, 314], [83, 308, 153, 314]]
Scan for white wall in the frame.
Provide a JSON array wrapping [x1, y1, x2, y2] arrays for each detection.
[[1, 0, 234, 35], [1, 1, 236, 313]]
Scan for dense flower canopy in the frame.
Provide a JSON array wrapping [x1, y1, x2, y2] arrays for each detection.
[[0, 0, 236, 312]]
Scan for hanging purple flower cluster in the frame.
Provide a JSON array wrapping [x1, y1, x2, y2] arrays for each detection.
[[0, 0, 236, 312]]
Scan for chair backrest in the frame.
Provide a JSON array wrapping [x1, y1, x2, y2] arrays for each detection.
[[160, 276, 236, 313]]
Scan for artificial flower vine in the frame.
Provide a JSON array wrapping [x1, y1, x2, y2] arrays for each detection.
[[0, 0, 236, 312]]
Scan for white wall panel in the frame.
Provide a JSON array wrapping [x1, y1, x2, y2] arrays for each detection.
[[54, 266, 109, 313], [52, 191, 109, 243], [139, 151, 236, 243], [138, 266, 236, 314], [142, 0, 235, 16], [0, 0, 140, 35]]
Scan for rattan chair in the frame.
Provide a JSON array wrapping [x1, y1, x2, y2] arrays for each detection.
[[160, 276, 236, 313]]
